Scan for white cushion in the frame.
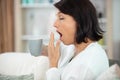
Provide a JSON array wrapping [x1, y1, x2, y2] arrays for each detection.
[[96, 64, 120, 80], [0, 52, 49, 80]]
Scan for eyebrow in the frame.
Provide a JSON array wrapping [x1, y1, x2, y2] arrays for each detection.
[[56, 12, 62, 16]]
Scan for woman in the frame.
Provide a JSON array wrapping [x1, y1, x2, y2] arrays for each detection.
[[46, 0, 109, 80]]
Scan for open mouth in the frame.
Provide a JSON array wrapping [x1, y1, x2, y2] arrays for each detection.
[[57, 31, 62, 38]]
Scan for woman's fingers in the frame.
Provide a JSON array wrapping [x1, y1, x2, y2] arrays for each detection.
[[49, 32, 54, 46], [48, 32, 55, 50], [56, 40, 61, 53], [48, 33, 61, 67], [48, 33, 55, 57]]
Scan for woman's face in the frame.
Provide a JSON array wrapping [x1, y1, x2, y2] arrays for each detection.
[[54, 11, 76, 45]]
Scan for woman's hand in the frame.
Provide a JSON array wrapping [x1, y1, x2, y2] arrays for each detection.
[[48, 33, 61, 68]]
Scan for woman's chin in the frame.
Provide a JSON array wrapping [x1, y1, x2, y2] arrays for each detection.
[[60, 37, 73, 45], [62, 41, 72, 45]]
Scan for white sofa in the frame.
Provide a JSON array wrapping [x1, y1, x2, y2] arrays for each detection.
[[0, 52, 49, 80]]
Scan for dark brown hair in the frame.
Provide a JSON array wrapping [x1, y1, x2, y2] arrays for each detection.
[[54, 0, 104, 44]]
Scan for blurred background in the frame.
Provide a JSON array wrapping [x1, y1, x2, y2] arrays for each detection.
[[0, 0, 120, 61]]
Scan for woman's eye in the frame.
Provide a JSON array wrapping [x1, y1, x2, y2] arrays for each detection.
[[59, 17, 64, 20], [58, 15, 64, 20]]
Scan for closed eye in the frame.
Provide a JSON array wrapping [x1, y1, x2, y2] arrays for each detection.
[[59, 18, 64, 20], [58, 14, 65, 20]]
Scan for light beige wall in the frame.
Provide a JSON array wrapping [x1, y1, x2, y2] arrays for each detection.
[[14, 0, 23, 52]]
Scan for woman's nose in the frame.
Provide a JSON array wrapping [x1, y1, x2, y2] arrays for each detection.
[[53, 20, 58, 28]]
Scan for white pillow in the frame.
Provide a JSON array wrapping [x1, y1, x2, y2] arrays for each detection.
[[96, 64, 120, 80], [0, 53, 49, 80]]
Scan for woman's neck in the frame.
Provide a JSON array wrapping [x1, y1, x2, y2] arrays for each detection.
[[74, 39, 93, 57]]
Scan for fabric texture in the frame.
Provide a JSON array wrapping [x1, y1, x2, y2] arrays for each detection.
[[0, 52, 49, 80], [96, 64, 120, 80], [46, 42, 109, 80], [0, 74, 34, 80]]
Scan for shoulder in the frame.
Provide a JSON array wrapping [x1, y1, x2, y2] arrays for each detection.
[[85, 42, 109, 76], [73, 42, 109, 76], [87, 42, 109, 66], [75, 42, 108, 62]]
